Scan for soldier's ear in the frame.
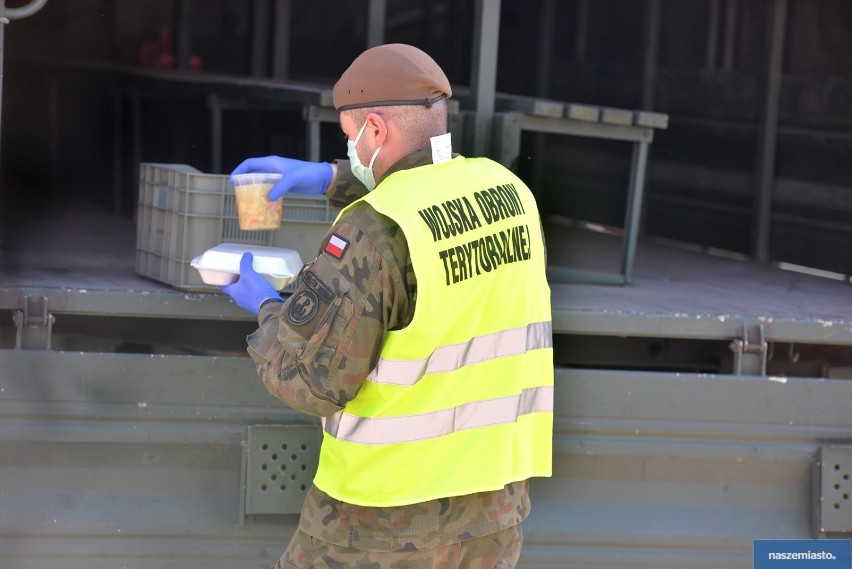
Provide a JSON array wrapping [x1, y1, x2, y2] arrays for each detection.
[[365, 113, 387, 146]]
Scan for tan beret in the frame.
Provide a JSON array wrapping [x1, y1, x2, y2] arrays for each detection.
[[333, 43, 452, 111]]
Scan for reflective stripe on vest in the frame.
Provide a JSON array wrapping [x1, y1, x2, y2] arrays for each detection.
[[368, 320, 553, 386], [325, 385, 553, 445]]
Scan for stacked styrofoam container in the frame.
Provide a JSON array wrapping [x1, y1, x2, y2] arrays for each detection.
[[135, 163, 339, 292]]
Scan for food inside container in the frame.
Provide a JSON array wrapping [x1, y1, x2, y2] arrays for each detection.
[[191, 243, 303, 290], [231, 173, 284, 230]]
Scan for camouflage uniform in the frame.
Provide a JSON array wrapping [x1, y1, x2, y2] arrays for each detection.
[[247, 150, 530, 568], [279, 524, 522, 569]]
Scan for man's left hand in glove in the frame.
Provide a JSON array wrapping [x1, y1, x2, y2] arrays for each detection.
[[222, 252, 283, 315]]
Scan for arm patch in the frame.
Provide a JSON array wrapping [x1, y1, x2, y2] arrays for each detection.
[[324, 234, 350, 259], [301, 270, 334, 303], [288, 290, 319, 325]]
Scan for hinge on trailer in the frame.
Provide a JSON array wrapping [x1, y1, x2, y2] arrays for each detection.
[[729, 322, 767, 375], [13, 295, 55, 350]]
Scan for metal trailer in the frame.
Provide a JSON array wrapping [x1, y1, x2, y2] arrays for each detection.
[[2, 2, 851, 566], [2, 206, 851, 568]]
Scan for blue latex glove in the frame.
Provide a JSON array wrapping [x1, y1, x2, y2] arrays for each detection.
[[230, 156, 333, 200], [222, 253, 282, 315]]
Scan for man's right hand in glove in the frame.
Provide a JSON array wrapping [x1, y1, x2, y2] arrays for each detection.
[[230, 156, 335, 200]]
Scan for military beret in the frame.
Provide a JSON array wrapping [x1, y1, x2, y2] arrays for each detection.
[[333, 43, 452, 111]]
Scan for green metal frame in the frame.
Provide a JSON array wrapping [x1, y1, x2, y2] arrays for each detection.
[[493, 110, 659, 285]]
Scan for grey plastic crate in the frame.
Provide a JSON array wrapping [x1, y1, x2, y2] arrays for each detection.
[[135, 163, 339, 292]]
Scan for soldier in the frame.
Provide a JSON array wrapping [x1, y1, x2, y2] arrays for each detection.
[[222, 43, 553, 569]]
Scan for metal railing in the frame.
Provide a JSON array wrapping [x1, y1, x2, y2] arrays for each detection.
[[1, 0, 49, 148], [5, 0, 47, 20]]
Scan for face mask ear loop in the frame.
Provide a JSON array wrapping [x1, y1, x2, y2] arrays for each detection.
[[354, 118, 382, 171], [353, 119, 369, 145], [367, 145, 383, 169]]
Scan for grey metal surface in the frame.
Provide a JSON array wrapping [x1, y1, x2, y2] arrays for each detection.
[[367, 0, 386, 48], [174, 0, 192, 71], [0, 7, 6, 190], [0, 349, 308, 569], [7, 204, 852, 335], [753, 0, 788, 263], [548, 224, 852, 344], [3, 349, 849, 568], [517, 112, 656, 143], [641, 0, 661, 111], [521, 367, 852, 569], [250, 0, 271, 77], [21, 57, 335, 108], [243, 425, 321, 516], [4, 0, 47, 20], [469, 0, 501, 155], [0, 286, 247, 320], [815, 447, 852, 533], [621, 141, 650, 283], [272, 0, 292, 80]]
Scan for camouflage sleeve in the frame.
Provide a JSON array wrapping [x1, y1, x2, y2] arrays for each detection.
[[246, 203, 412, 417], [327, 159, 369, 209]]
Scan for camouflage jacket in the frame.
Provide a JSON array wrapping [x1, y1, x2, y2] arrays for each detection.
[[247, 150, 530, 552]]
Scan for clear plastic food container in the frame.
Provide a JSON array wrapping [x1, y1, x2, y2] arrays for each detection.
[[231, 173, 284, 230], [191, 243, 303, 290]]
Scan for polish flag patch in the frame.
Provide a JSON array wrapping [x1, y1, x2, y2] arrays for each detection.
[[325, 234, 350, 259]]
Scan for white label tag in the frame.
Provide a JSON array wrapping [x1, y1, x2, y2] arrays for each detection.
[[430, 133, 452, 164]]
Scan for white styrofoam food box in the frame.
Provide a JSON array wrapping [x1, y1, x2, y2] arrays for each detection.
[[191, 243, 303, 290]]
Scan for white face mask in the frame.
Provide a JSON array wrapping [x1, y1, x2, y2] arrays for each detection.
[[347, 119, 383, 191]]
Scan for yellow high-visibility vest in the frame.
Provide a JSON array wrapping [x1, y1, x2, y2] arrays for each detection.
[[313, 156, 553, 507]]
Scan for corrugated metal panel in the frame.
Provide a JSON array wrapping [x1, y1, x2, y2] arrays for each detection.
[[4, 350, 850, 568], [0, 349, 308, 568], [522, 368, 852, 569]]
